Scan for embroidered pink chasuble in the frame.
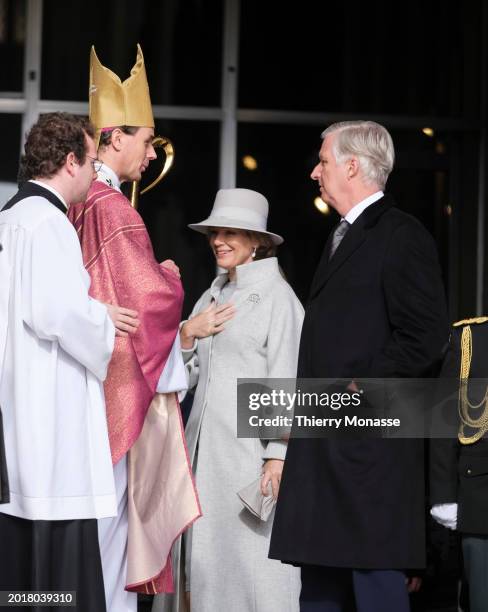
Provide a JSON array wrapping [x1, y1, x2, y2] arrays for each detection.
[[68, 181, 200, 595]]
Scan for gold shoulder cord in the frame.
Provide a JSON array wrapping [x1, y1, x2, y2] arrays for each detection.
[[458, 323, 488, 444], [453, 316, 488, 327]]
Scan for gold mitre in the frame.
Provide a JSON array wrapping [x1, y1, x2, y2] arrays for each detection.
[[89, 44, 154, 146]]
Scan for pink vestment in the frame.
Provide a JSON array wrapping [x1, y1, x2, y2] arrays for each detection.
[[68, 182, 200, 594]]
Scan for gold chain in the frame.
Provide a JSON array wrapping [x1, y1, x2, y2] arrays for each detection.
[[458, 325, 488, 444]]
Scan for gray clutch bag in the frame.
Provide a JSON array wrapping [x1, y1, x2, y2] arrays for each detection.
[[237, 478, 276, 521]]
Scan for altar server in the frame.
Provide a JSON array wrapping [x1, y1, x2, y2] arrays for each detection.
[[0, 112, 139, 611]]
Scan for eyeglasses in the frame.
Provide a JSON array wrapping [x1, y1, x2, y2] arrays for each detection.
[[87, 155, 103, 172]]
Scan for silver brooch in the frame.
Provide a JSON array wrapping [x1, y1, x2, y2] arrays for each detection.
[[247, 293, 260, 303]]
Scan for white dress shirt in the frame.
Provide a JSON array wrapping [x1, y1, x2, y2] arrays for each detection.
[[344, 191, 384, 225]]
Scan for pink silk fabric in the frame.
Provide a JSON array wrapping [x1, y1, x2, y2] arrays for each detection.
[[68, 182, 201, 594], [68, 182, 183, 465]]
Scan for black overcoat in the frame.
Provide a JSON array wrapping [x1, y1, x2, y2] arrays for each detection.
[[270, 195, 449, 569]]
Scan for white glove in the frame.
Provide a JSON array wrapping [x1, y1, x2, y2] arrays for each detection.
[[430, 503, 458, 530]]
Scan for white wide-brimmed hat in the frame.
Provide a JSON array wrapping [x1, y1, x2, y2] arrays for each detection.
[[188, 188, 284, 245]]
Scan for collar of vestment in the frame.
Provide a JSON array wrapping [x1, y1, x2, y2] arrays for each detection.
[[210, 257, 280, 297], [2, 180, 67, 214], [344, 191, 383, 225], [97, 163, 122, 192]]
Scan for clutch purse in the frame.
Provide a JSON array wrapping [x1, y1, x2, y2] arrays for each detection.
[[237, 478, 276, 521]]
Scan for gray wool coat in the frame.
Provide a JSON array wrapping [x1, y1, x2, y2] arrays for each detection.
[[153, 257, 303, 612]]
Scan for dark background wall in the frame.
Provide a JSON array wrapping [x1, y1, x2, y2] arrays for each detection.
[[0, 0, 487, 321]]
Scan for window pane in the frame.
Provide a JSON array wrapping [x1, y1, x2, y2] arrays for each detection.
[[239, 0, 482, 117], [127, 120, 220, 317], [0, 0, 26, 92], [41, 0, 222, 105], [0, 113, 21, 186]]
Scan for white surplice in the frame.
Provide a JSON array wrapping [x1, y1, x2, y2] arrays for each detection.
[[0, 193, 117, 521]]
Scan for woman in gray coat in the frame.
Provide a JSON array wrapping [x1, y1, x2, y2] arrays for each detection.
[[153, 188, 302, 612]]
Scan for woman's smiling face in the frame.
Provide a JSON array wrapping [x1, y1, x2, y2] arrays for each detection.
[[208, 227, 257, 272]]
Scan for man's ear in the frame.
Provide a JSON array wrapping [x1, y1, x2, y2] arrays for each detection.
[[65, 151, 77, 177], [110, 128, 124, 152], [347, 156, 360, 179]]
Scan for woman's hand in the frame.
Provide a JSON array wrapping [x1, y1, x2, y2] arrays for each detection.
[[105, 305, 140, 337], [180, 302, 235, 348], [261, 459, 284, 499]]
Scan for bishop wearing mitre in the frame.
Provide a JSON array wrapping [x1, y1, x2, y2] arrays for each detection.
[[68, 45, 200, 612]]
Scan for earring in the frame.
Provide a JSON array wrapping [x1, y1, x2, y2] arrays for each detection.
[[252, 246, 257, 259]]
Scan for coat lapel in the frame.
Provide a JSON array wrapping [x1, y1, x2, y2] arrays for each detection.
[[309, 222, 366, 299], [308, 229, 335, 298], [308, 195, 394, 300]]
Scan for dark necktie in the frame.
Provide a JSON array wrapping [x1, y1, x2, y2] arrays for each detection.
[[329, 219, 350, 260]]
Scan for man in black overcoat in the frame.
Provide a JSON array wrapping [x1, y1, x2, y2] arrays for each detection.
[[269, 120, 449, 612]]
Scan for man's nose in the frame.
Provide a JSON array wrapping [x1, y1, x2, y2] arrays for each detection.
[[147, 145, 157, 160], [310, 164, 320, 180]]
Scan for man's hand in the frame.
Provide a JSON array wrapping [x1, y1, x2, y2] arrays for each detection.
[[347, 380, 359, 392], [406, 576, 422, 593], [105, 305, 139, 337], [161, 259, 180, 278], [261, 459, 284, 499], [180, 302, 235, 348], [430, 503, 458, 530]]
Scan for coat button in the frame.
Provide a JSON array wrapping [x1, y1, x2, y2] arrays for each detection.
[[467, 468, 472, 475]]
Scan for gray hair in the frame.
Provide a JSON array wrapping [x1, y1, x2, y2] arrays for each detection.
[[322, 121, 395, 189]]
